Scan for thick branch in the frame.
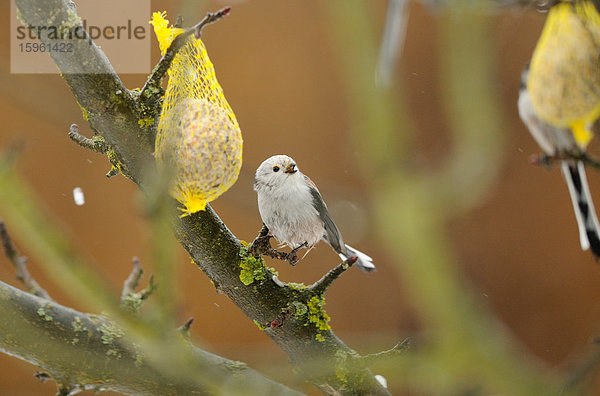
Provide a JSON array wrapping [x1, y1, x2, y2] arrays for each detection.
[[174, 214, 388, 394], [15, 0, 155, 186], [0, 279, 301, 395]]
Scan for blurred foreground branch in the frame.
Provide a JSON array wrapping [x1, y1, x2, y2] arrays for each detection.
[[0, 278, 300, 395], [325, 0, 564, 394]]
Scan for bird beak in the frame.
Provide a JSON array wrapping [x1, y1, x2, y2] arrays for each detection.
[[284, 164, 297, 174]]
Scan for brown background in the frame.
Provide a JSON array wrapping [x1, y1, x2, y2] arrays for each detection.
[[2, 0, 600, 394]]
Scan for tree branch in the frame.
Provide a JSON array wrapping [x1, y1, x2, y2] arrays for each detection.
[[308, 256, 357, 295], [139, 7, 231, 106], [358, 339, 410, 365], [531, 151, 600, 171], [13, 1, 390, 394], [15, 0, 154, 186], [68, 124, 109, 154], [121, 257, 144, 300], [0, 279, 302, 395], [178, 317, 195, 339], [119, 257, 157, 313], [0, 218, 52, 300], [68, 123, 127, 178]]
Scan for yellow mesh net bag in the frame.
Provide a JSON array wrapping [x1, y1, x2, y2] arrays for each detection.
[[528, 1, 600, 147], [150, 12, 243, 215]]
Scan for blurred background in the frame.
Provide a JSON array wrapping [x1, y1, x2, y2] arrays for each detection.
[[2, 0, 600, 394]]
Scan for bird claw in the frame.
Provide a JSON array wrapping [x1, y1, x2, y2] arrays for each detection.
[[345, 256, 358, 266], [249, 226, 308, 267], [530, 153, 552, 167], [286, 242, 308, 266], [288, 254, 299, 266]]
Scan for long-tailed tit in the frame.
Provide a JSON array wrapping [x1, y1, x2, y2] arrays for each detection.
[[253, 155, 376, 272], [519, 65, 600, 257]]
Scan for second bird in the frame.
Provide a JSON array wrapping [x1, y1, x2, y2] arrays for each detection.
[[519, 66, 600, 258]]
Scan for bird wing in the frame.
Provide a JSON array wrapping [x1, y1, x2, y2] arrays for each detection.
[[519, 67, 576, 155], [305, 175, 346, 254]]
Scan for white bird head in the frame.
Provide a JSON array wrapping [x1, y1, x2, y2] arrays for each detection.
[[254, 155, 300, 192]]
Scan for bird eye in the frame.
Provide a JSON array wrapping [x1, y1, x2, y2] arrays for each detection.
[[273, 166, 280, 172]]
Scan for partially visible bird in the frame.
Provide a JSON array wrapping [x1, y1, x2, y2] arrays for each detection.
[[253, 155, 376, 272], [519, 66, 600, 257]]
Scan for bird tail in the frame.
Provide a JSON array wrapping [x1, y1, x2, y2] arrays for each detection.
[[340, 244, 376, 273], [561, 161, 600, 257]]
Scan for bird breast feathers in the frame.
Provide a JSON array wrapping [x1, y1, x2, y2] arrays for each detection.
[[257, 173, 323, 247]]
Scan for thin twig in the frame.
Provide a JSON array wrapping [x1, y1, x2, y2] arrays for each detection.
[[0, 218, 53, 300], [358, 339, 410, 365], [174, 15, 184, 28], [121, 256, 144, 302], [68, 124, 109, 154], [531, 151, 600, 171], [178, 317, 195, 339], [69, 124, 126, 179], [308, 256, 358, 295], [139, 7, 232, 103], [120, 258, 157, 312], [139, 274, 157, 301]]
